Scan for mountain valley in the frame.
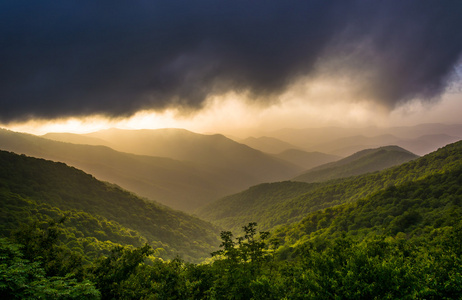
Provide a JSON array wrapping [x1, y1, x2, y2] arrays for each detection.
[[1, 125, 461, 298]]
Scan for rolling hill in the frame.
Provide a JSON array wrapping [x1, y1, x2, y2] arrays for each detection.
[[0, 128, 236, 211], [0, 150, 220, 262], [197, 140, 462, 233], [238, 136, 300, 153], [293, 145, 419, 183], [46, 128, 302, 183], [310, 133, 460, 156], [1, 128, 301, 211], [267, 124, 462, 156], [311, 134, 402, 156]]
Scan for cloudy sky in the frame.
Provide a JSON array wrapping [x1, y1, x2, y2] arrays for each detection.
[[1, 1, 462, 135]]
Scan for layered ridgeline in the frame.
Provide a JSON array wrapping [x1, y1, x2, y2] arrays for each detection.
[[197, 141, 462, 233], [0, 128, 300, 211], [293, 145, 418, 183], [44, 128, 302, 182], [273, 149, 341, 170], [0, 150, 219, 262], [238, 136, 300, 154], [310, 133, 460, 157], [2, 146, 460, 298], [49, 129, 339, 173], [267, 123, 462, 156], [0, 128, 229, 211]]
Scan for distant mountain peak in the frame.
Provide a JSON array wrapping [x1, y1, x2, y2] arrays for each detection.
[[293, 145, 419, 183]]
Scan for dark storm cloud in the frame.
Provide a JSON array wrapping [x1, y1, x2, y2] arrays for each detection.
[[1, 0, 462, 122]]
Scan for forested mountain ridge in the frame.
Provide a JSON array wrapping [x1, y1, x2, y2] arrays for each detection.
[[47, 128, 302, 182], [1, 142, 461, 298], [273, 155, 462, 256], [198, 140, 462, 233], [1, 128, 295, 211], [0, 128, 235, 211], [0, 150, 220, 262], [293, 145, 418, 183], [196, 181, 317, 232]]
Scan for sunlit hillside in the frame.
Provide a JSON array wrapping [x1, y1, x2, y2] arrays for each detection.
[[0, 150, 220, 262], [198, 141, 462, 233]]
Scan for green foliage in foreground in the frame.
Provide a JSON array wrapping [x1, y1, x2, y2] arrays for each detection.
[[1, 141, 461, 298], [1, 221, 461, 299], [0, 234, 100, 299]]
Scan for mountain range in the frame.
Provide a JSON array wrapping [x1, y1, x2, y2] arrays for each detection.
[[256, 123, 462, 156], [293, 145, 419, 183], [3, 140, 460, 298], [238, 136, 301, 154], [1, 125, 461, 298], [272, 149, 341, 170], [45, 128, 302, 182], [273, 145, 462, 257], [1, 128, 302, 211]]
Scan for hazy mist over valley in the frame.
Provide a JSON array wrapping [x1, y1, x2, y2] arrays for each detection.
[[1, 1, 462, 298]]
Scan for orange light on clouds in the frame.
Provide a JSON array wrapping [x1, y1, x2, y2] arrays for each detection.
[[3, 76, 461, 136]]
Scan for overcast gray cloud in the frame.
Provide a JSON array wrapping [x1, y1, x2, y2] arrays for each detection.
[[1, 0, 461, 122]]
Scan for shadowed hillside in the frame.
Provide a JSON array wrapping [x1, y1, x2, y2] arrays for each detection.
[[0, 150, 220, 262], [238, 136, 300, 153], [2, 128, 301, 211], [0, 128, 238, 211], [78, 128, 302, 182], [273, 149, 341, 170]]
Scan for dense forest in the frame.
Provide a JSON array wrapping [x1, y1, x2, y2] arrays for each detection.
[[198, 141, 462, 233], [1, 141, 461, 298], [1, 220, 460, 299], [0, 150, 220, 262]]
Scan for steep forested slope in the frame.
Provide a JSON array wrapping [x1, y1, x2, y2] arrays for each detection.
[[294, 145, 418, 183], [273, 161, 462, 256], [199, 140, 462, 233], [0, 150, 220, 262], [196, 181, 318, 232], [1, 142, 461, 299]]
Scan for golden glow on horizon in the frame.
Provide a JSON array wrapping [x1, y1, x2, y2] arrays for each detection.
[[5, 116, 113, 135], [2, 78, 461, 137]]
